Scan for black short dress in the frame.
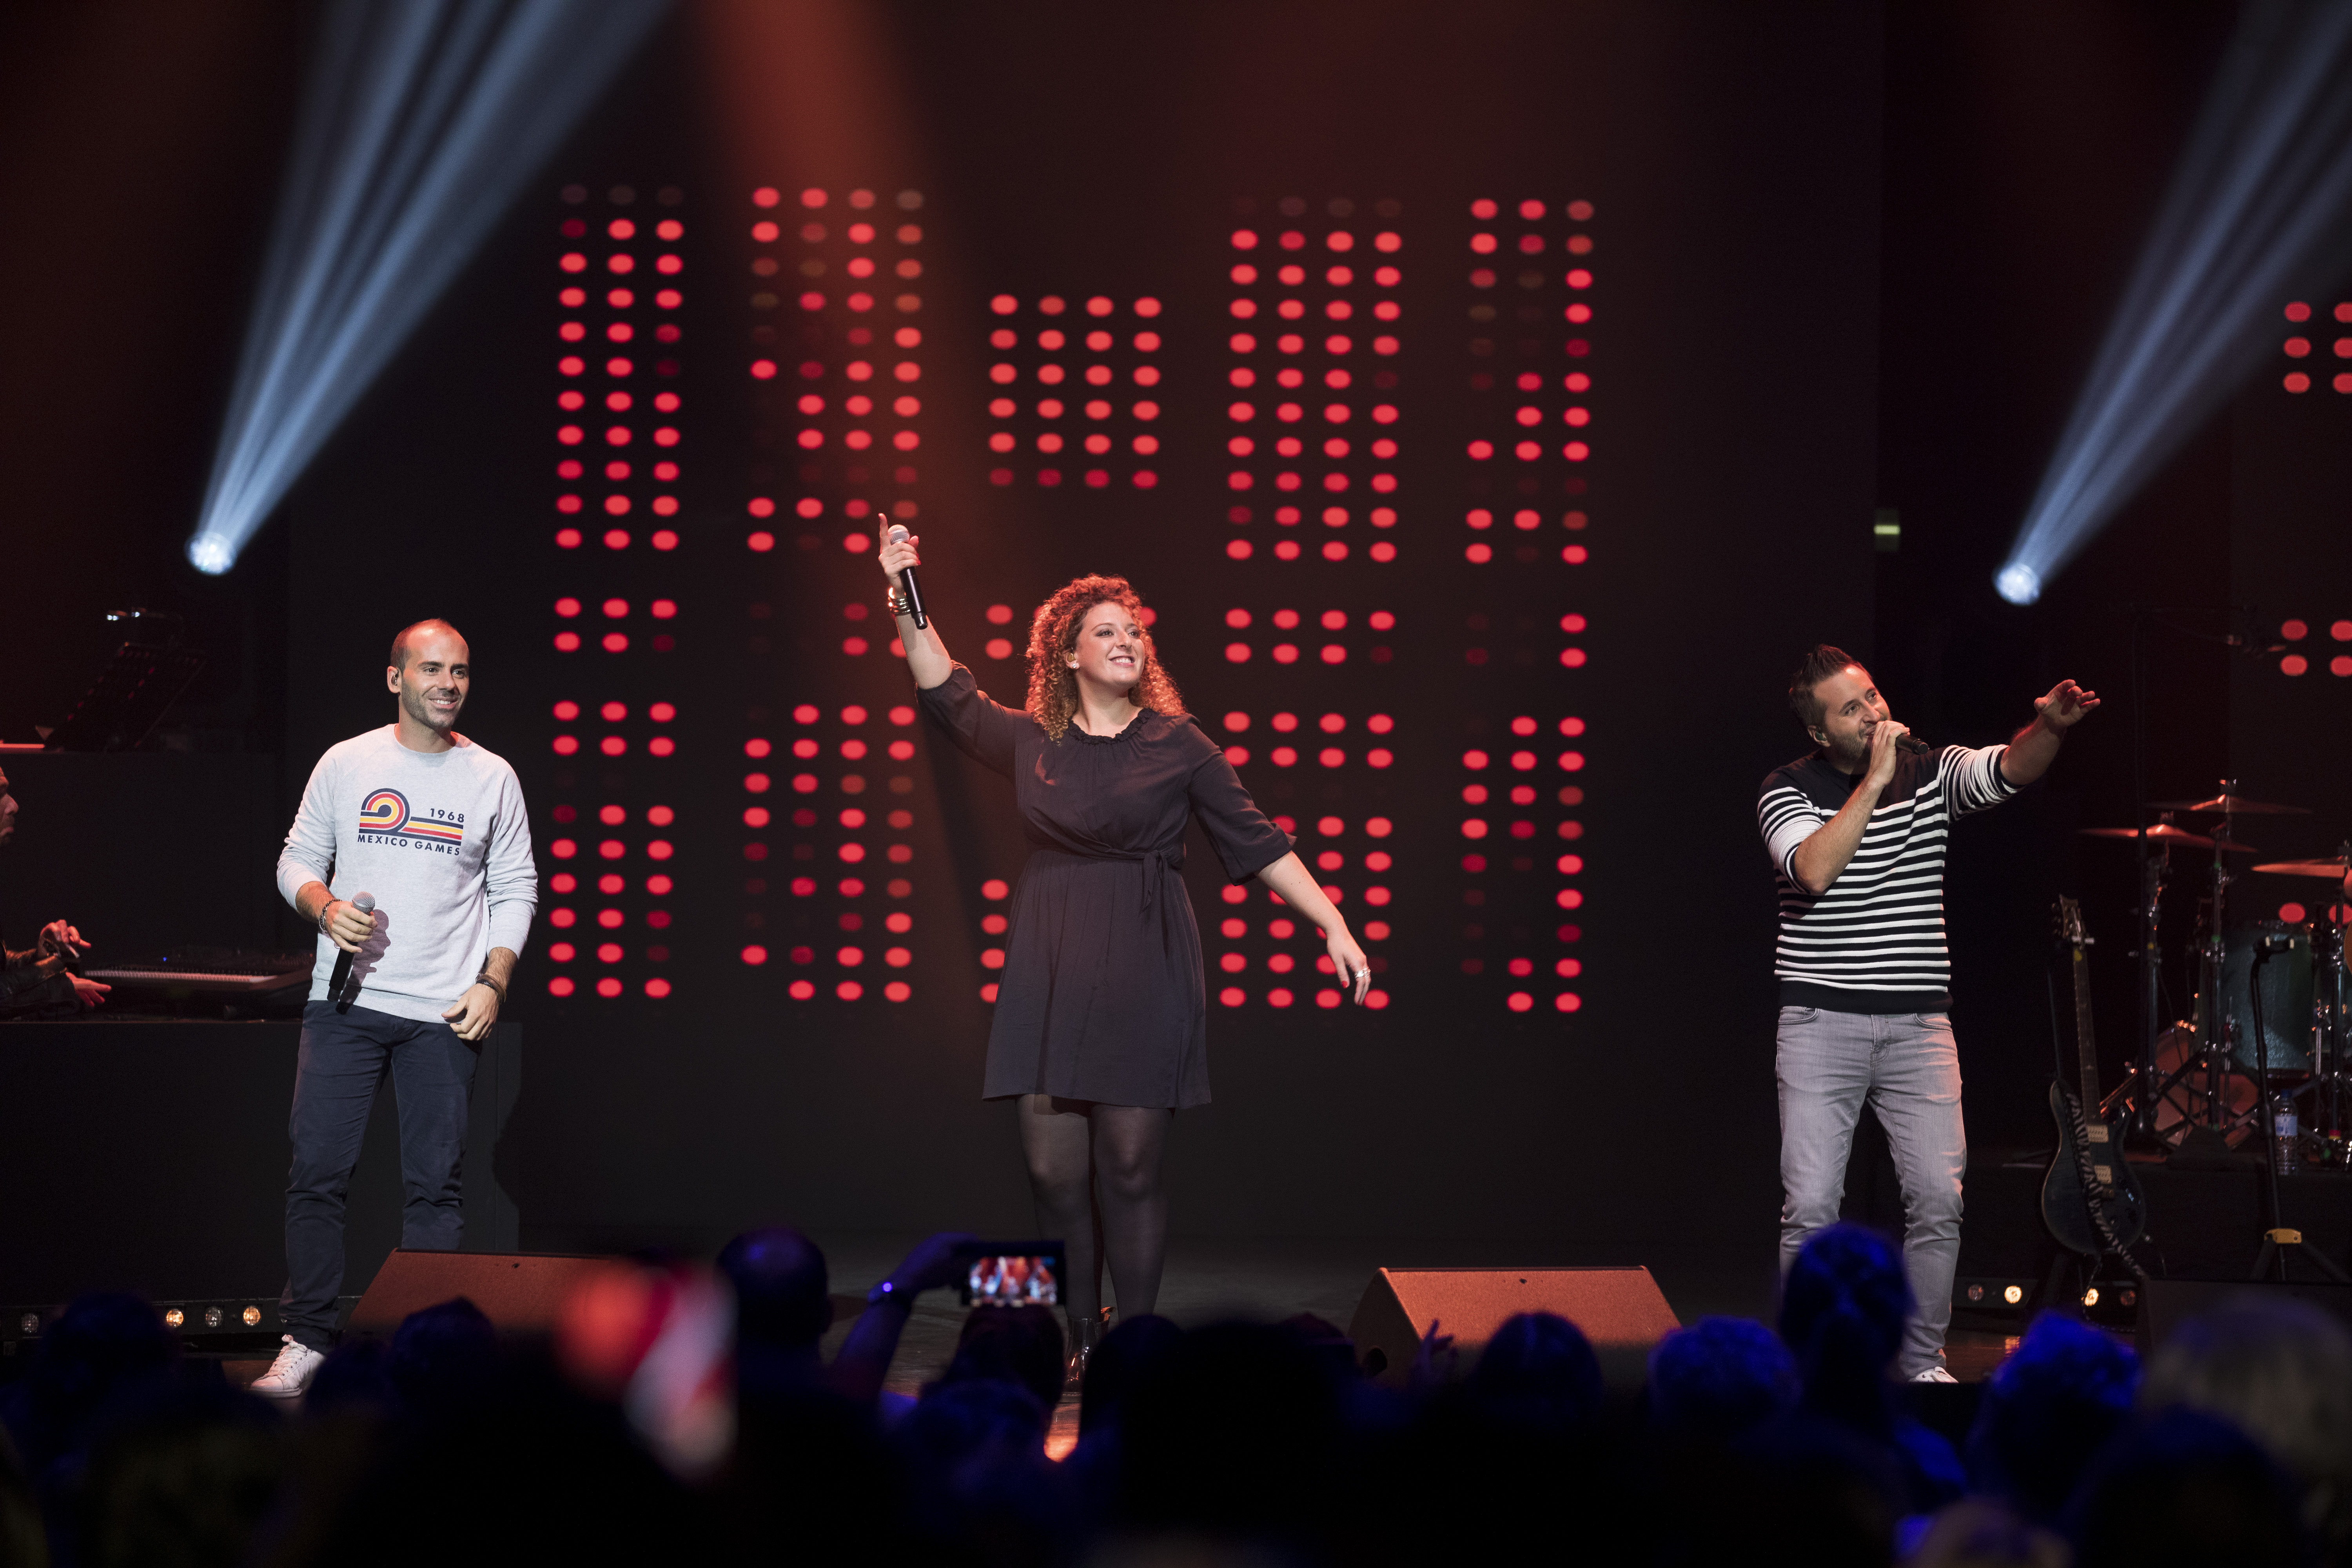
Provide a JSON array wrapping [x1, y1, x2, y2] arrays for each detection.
[[920, 664, 1293, 1109]]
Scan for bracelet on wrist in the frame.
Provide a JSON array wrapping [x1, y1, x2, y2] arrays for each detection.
[[474, 972, 506, 1004]]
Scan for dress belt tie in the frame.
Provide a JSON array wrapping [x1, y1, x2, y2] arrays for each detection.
[[1100, 848, 1185, 913]]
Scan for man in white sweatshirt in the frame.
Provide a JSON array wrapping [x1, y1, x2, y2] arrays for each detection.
[[251, 619, 536, 1397]]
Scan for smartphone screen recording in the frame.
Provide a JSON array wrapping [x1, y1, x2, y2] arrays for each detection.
[[956, 1240, 1064, 1306]]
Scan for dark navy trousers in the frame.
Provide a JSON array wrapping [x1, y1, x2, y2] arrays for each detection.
[[281, 1001, 477, 1349]]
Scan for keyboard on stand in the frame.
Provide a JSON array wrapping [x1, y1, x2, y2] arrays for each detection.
[[83, 951, 314, 996]]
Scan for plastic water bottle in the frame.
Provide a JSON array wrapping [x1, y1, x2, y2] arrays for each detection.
[[2274, 1099, 2301, 1176]]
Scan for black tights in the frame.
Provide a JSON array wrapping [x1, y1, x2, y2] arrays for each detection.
[[1017, 1094, 1173, 1329]]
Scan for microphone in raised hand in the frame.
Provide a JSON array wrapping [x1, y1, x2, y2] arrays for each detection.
[[887, 524, 928, 629], [329, 891, 376, 1014]]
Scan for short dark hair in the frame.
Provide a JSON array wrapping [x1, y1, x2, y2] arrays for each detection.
[[390, 620, 462, 670], [716, 1225, 832, 1349], [1788, 644, 1862, 732]]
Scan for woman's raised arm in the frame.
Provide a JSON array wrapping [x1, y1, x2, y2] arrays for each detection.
[[878, 520, 954, 690]]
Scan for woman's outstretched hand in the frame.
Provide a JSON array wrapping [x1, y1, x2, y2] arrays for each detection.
[[1327, 926, 1372, 1004], [1256, 852, 1374, 1005], [878, 519, 920, 589]]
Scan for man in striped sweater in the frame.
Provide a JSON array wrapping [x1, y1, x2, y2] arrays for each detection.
[[1759, 645, 2097, 1381]]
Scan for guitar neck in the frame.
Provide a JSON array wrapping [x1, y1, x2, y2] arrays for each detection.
[[2071, 946, 2100, 1115]]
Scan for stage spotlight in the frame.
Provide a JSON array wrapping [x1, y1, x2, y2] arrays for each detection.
[[163, 1308, 185, 1328], [1999, 0, 2352, 603], [187, 0, 666, 574], [2002, 1284, 2024, 1305]]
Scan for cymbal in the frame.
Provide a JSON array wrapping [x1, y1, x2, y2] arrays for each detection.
[[2252, 859, 2352, 880], [2078, 824, 2255, 851], [2147, 792, 2310, 815]]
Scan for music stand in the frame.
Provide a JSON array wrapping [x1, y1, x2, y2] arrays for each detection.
[[45, 643, 205, 752]]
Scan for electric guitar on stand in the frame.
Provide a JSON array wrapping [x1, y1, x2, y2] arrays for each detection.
[[2041, 898, 2149, 1261]]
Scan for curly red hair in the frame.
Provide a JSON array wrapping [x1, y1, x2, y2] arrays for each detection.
[[1025, 575, 1185, 740]]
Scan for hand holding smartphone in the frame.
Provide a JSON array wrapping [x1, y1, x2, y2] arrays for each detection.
[[954, 1239, 1066, 1307]]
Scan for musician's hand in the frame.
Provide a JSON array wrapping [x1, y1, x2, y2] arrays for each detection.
[[2034, 679, 2099, 730], [877, 520, 921, 592], [441, 983, 501, 1042], [322, 899, 375, 954], [1863, 719, 1909, 791], [69, 975, 109, 1009], [38, 920, 89, 960]]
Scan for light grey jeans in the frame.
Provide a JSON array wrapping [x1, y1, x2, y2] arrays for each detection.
[[1775, 1005, 1967, 1377]]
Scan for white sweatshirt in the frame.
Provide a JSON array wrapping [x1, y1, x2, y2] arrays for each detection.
[[276, 726, 537, 1023]]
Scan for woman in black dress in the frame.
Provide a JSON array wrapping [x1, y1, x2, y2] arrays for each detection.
[[878, 523, 1372, 1367]]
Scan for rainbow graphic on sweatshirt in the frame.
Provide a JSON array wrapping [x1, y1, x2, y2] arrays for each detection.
[[356, 788, 466, 847]]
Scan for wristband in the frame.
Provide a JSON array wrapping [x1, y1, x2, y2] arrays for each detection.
[[866, 1279, 916, 1310], [317, 899, 338, 936], [474, 972, 507, 1004]]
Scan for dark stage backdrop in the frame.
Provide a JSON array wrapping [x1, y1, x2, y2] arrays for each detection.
[[0, 1, 1888, 1287], [273, 0, 1885, 1269], [7, 0, 2334, 1304], [2230, 376, 2352, 925]]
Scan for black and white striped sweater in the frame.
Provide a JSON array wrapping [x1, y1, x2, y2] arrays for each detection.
[[1756, 743, 2015, 1011]]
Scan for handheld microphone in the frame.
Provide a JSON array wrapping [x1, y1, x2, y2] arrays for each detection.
[[887, 524, 928, 630], [1894, 733, 1933, 756], [328, 891, 376, 1014]]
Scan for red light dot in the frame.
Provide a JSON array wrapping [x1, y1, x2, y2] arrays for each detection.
[[2282, 654, 2310, 676]]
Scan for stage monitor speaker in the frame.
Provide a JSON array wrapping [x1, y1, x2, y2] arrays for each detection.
[[1348, 1266, 1681, 1389], [2136, 1278, 2352, 1360], [346, 1249, 610, 1339]]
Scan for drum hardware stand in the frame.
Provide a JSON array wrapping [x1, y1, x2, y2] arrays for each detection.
[[2249, 942, 2349, 1285], [2326, 901, 2350, 1168], [2101, 824, 2175, 1140], [2162, 786, 2258, 1166], [2116, 604, 2287, 1144]]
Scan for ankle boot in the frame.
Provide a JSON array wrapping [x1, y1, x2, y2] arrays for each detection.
[[1064, 1306, 1114, 1389]]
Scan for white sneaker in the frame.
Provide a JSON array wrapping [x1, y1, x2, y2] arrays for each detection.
[[249, 1334, 325, 1399], [1909, 1365, 1958, 1384]]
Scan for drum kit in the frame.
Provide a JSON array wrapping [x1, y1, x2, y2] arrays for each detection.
[[2079, 782, 2351, 1167]]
